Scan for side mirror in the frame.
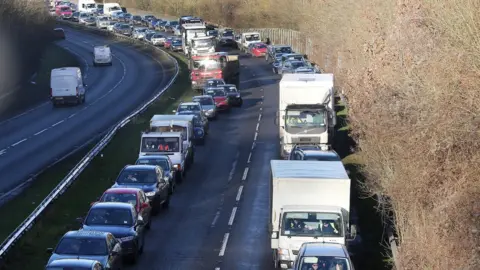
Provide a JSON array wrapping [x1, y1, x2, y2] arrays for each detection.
[[46, 248, 54, 254]]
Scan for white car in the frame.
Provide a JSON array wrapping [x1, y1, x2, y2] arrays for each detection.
[[93, 45, 112, 66], [150, 33, 166, 46], [106, 21, 117, 32], [132, 27, 148, 39]]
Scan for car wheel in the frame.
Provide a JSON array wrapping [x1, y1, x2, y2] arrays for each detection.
[[129, 249, 138, 264]]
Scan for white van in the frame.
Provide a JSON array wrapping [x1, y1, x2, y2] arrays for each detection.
[[93, 45, 112, 66], [103, 3, 122, 15], [78, 0, 97, 13], [50, 67, 86, 106]]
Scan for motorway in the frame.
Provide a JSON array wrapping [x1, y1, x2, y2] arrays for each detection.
[[0, 26, 176, 195], [115, 42, 279, 269]]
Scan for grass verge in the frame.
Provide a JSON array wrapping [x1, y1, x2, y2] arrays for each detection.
[[1, 44, 80, 120], [334, 101, 388, 270], [0, 47, 194, 269]]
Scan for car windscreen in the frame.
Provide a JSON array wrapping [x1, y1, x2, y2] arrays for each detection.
[[136, 158, 170, 171], [255, 44, 267, 49], [141, 137, 180, 153], [205, 89, 226, 97], [86, 208, 133, 226], [46, 267, 91, 270], [101, 193, 138, 207], [178, 104, 200, 112], [116, 169, 157, 184], [222, 86, 237, 93], [193, 97, 214, 106], [276, 47, 292, 53], [172, 40, 182, 45], [55, 237, 107, 255]]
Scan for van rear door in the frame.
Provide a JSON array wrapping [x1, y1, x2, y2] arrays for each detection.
[[51, 75, 78, 97]]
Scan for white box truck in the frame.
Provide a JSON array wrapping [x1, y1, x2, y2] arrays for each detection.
[[277, 73, 336, 159], [269, 160, 357, 269]]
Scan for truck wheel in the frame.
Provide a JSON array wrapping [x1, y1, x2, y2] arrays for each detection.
[[176, 172, 183, 183]]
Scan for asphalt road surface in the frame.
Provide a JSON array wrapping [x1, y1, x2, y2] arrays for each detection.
[[119, 44, 279, 269], [0, 26, 176, 194]]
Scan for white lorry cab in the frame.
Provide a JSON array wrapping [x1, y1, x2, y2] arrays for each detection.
[[277, 73, 336, 158], [181, 22, 207, 55], [189, 36, 216, 57], [239, 32, 261, 51], [139, 115, 195, 182], [269, 160, 357, 269], [50, 67, 86, 107], [93, 45, 112, 66], [103, 3, 122, 15], [78, 0, 96, 13]]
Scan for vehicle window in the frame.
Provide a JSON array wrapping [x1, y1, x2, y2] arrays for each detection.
[[192, 59, 220, 70], [304, 155, 341, 161], [46, 267, 91, 270], [101, 193, 137, 207], [256, 44, 267, 49], [141, 137, 180, 153], [299, 256, 351, 270], [106, 234, 116, 251], [116, 169, 157, 184], [205, 89, 226, 97], [135, 158, 170, 171], [178, 104, 200, 112], [193, 97, 213, 106], [222, 86, 237, 93], [85, 208, 133, 226], [245, 34, 260, 41], [282, 212, 343, 237], [54, 237, 108, 255]]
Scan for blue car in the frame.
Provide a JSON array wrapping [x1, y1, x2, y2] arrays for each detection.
[[46, 230, 122, 269], [45, 258, 105, 270], [111, 165, 170, 215], [80, 202, 146, 263]]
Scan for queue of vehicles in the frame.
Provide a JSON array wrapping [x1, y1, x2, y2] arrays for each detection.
[[50, 8, 358, 270]]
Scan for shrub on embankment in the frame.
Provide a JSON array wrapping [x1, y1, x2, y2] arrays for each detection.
[[0, 0, 55, 114], [121, 0, 480, 268]]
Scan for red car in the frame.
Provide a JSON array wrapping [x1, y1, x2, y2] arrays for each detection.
[[53, 28, 65, 40], [204, 87, 230, 112], [164, 37, 174, 49], [94, 188, 152, 229], [250, 43, 268, 57]]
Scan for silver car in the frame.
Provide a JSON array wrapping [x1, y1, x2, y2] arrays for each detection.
[[96, 16, 109, 29], [192, 95, 217, 119], [150, 33, 166, 46], [279, 60, 315, 75], [132, 27, 148, 40]]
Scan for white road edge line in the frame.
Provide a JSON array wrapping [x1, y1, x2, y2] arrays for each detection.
[[34, 128, 48, 136], [11, 138, 27, 147], [228, 207, 237, 226], [0, 149, 6, 156], [253, 132, 258, 141], [247, 152, 252, 163], [258, 114, 262, 122], [256, 122, 259, 131], [242, 167, 249, 181], [51, 120, 64, 127], [215, 267, 220, 270], [218, 233, 229, 256], [211, 211, 221, 227], [236, 186, 243, 201]]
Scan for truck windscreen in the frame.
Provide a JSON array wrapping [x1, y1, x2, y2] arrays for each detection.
[[141, 137, 180, 153], [192, 39, 213, 47], [285, 109, 326, 134], [282, 212, 343, 237], [193, 59, 220, 70], [245, 34, 260, 41]]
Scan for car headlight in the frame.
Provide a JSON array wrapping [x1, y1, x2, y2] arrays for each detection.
[[277, 248, 291, 260], [236, 94, 240, 98], [173, 164, 179, 169], [119, 236, 135, 242], [145, 191, 156, 197]]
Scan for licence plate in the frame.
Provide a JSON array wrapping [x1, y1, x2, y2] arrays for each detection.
[[55, 97, 63, 100]]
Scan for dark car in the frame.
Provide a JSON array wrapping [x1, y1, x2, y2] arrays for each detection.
[[177, 111, 209, 145], [142, 14, 156, 26], [148, 18, 159, 29], [53, 28, 66, 40], [135, 155, 177, 192], [80, 202, 146, 263], [111, 165, 170, 214], [221, 84, 243, 107], [289, 145, 340, 161], [115, 24, 132, 36], [155, 20, 168, 31], [170, 39, 182, 52], [71, 11, 80, 22], [45, 258, 105, 270], [132, 15, 142, 25], [145, 32, 156, 42], [203, 87, 230, 112], [122, 13, 132, 22], [46, 230, 123, 269], [207, 30, 219, 38], [98, 187, 152, 228]]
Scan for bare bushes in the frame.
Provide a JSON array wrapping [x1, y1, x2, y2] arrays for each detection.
[[121, 0, 480, 268], [0, 0, 54, 98]]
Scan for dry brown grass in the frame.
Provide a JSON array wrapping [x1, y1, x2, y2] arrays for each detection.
[[122, 0, 480, 268]]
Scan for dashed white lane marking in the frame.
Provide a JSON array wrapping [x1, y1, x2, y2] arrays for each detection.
[[51, 120, 64, 127], [211, 211, 221, 227], [68, 113, 76, 119], [11, 138, 27, 147], [236, 186, 243, 201], [228, 207, 237, 226], [256, 122, 259, 131], [215, 267, 220, 270], [34, 128, 48, 136], [247, 152, 252, 163], [218, 233, 230, 256], [253, 132, 258, 141], [242, 167, 249, 181], [227, 152, 239, 183], [0, 149, 6, 156]]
